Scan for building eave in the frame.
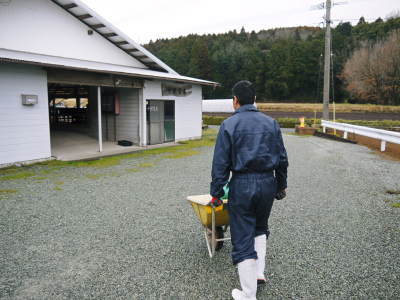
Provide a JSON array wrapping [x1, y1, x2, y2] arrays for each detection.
[[0, 48, 219, 87], [50, 0, 178, 74]]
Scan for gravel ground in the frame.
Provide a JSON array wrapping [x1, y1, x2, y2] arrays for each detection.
[[0, 132, 399, 299]]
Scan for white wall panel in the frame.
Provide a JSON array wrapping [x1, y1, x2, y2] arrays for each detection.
[[143, 81, 202, 142], [0, 0, 146, 69], [0, 63, 51, 165], [202, 99, 257, 113], [202, 99, 234, 113]]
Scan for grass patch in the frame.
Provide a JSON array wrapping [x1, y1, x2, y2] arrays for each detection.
[[109, 172, 121, 177], [54, 181, 64, 185], [138, 163, 154, 168], [126, 168, 141, 173], [85, 174, 103, 180], [342, 120, 400, 128], [164, 150, 200, 159], [386, 189, 400, 195], [285, 132, 313, 137], [0, 171, 35, 181], [34, 176, 48, 180], [0, 189, 18, 194], [0, 166, 21, 174], [391, 203, 400, 208], [0, 128, 218, 173], [70, 157, 121, 168], [40, 167, 62, 175], [203, 115, 311, 128], [54, 186, 63, 191], [203, 115, 400, 129], [79, 128, 217, 168]]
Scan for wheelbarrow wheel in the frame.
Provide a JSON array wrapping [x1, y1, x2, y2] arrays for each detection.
[[215, 226, 224, 251]]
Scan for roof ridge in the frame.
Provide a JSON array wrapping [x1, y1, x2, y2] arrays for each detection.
[[51, 0, 179, 75]]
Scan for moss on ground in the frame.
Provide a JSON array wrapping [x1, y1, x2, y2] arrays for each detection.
[[85, 174, 104, 180], [138, 163, 154, 168], [54, 181, 64, 185], [59, 128, 217, 169], [163, 150, 200, 159], [391, 203, 400, 208], [0, 129, 218, 183], [0, 166, 21, 174], [0, 189, 18, 194], [0, 171, 35, 181], [109, 172, 122, 177], [70, 158, 121, 168], [39, 166, 62, 175], [126, 168, 141, 173], [54, 186, 63, 191], [285, 133, 313, 138]]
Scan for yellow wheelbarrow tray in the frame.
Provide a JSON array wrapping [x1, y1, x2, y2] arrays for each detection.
[[187, 194, 231, 258]]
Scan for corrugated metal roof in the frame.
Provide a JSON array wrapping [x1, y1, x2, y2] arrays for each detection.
[[0, 48, 218, 86], [50, 0, 177, 74]]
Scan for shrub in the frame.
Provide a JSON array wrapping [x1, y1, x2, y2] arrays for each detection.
[[203, 115, 400, 129]]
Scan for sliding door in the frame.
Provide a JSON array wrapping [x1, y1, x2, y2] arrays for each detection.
[[146, 100, 175, 145]]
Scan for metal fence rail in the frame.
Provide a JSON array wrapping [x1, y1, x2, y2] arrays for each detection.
[[321, 120, 400, 152]]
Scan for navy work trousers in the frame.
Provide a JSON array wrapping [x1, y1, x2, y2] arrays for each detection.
[[228, 172, 277, 265]]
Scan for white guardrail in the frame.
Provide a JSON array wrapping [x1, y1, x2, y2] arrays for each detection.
[[321, 120, 400, 152]]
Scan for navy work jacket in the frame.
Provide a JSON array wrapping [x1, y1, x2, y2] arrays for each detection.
[[210, 104, 288, 199]]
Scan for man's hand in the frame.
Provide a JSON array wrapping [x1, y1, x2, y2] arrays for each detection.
[[275, 189, 287, 200], [210, 197, 223, 207]]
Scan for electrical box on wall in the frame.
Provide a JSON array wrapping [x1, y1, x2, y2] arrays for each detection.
[[21, 95, 38, 106]]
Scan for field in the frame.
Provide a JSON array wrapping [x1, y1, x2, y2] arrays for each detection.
[[203, 115, 400, 129], [256, 103, 400, 113]]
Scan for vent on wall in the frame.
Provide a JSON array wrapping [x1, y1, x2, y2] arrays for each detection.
[[21, 94, 38, 106]]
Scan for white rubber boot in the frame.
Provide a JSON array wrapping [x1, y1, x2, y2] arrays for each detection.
[[255, 234, 267, 282], [232, 259, 257, 300]]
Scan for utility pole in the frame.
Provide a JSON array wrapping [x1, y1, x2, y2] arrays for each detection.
[[322, 0, 332, 120], [312, 0, 348, 120]]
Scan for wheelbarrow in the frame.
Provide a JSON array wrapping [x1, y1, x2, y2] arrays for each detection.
[[187, 194, 231, 258]]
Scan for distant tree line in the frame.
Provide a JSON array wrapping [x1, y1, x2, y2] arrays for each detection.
[[145, 16, 400, 104]]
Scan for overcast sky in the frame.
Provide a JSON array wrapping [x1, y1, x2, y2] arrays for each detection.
[[82, 0, 399, 44]]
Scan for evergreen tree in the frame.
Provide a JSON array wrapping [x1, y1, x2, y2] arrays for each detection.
[[145, 16, 400, 103]]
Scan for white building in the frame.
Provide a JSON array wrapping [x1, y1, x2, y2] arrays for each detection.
[[202, 99, 257, 113], [0, 0, 217, 166]]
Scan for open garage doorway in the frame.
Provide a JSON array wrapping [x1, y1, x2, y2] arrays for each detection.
[[48, 84, 141, 160], [49, 84, 89, 132], [46, 69, 145, 161], [49, 84, 102, 160]]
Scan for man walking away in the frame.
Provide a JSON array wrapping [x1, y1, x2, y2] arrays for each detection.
[[210, 81, 288, 300]]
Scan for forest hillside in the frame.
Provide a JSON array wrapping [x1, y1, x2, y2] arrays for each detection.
[[145, 17, 400, 104]]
